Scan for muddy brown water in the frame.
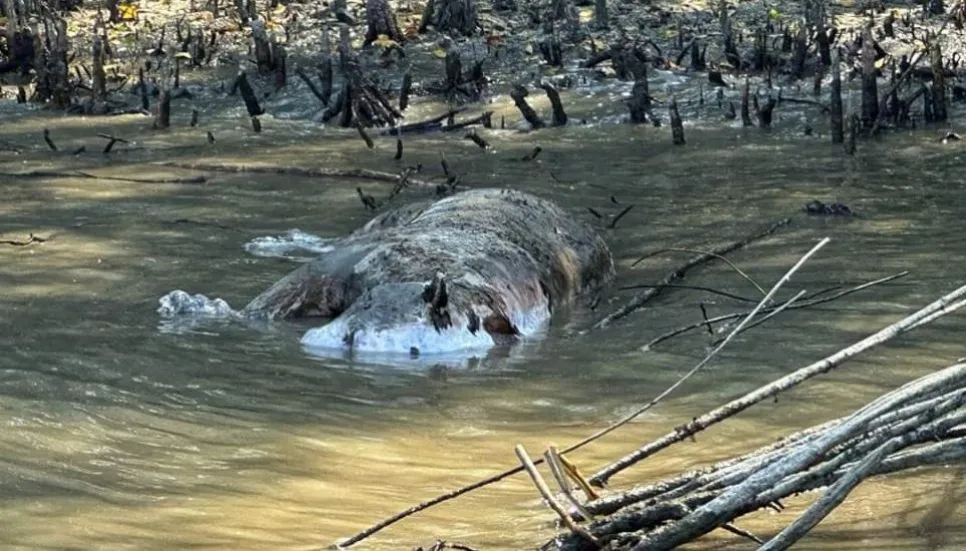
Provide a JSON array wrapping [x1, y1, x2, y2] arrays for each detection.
[[1, 93, 965, 551]]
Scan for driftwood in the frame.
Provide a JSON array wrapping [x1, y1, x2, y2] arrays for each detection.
[[557, 360, 966, 550], [589, 283, 966, 487], [155, 161, 439, 188], [2, 169, 205, 184], [0, 233, 53, 246]]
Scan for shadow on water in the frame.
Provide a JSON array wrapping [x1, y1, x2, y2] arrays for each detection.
[[1, 100, 966, 549]]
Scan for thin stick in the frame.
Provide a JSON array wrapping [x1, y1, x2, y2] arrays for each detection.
[[594, 219, 790, 329], [557, 453, 600, 501], [514, 445, 599, 547], [641, 272, 909, 351], [545, 447, 595, 521], [589, 283, 966, 487], [618, 283, 759, 303], [709, 289, 806, 346], [632, 247, 768, 297]]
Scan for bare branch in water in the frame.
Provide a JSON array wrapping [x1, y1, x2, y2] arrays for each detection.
[[594, 219, 791, 329], [155, 160, 440, 188], [641, 272, 909, 350]]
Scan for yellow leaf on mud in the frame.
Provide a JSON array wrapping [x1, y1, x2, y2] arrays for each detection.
[[432, 46, 446, 58], [578, 7, 593, 23], [118, 2, 138, 21], [272, 3, 286, 16], [373, 34, 399, 49]]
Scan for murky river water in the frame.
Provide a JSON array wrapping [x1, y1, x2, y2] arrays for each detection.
[[1, 90, 965, 551]]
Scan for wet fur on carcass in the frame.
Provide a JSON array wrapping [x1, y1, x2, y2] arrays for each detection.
[[241, 188, 615, 353]]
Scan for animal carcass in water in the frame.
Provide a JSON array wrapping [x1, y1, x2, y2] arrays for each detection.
[[165, 188, 616, 356]]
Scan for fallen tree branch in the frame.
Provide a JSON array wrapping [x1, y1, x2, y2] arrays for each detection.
[[0, 233, 53, 246], [550, 366, 966, 551], [592, 219, 791, 330], [154, 161, 439, 188], [589, 282, 966, 487], [2, 170, 206, 184], [514, 444, 599, 546], [631, 247, 768, 297], [641, 271, 909, 351], [623, 365, 966, 550], [617, 283, 759, 304]]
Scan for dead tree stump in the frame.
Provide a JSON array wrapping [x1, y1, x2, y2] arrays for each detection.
[[930, 43, 947, 122], [90, 24, 108, 113], [34, 17, 71, 109], [628, 68, 652, 124], [540, 82, 567, 126], [154, 88, 171, 129], [669, 99, 685, 145], [421, 0, 478, 36], [830, 48, 844, 143], [364, 0, 404, 47], [740, 78, 753, 127], [594, 0, 608, 28], [251, 19, 276, 73], [860, 26, 878, 129]]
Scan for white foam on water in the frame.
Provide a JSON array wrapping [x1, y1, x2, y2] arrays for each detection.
[[157, 290, 237, 318], [300, 300, 552, 356], [243, 230, 335, 259], [301, 316, 497, 354]]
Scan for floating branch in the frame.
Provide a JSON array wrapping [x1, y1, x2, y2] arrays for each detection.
[[0, 233, 53, 246], [592, 218, 792, 330], [156, 161, 440, 188], [2, 170, 206, 184]]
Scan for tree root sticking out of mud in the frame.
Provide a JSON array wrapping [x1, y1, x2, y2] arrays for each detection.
[[154, 160, 438, 188]]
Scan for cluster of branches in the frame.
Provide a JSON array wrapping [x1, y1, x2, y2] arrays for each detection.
[[555, 359, 966, 550]]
